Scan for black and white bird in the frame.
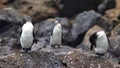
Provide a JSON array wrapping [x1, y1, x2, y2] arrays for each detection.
[[89, 31, 109, 57], [50, 18, 62, 48], [19, 16, 37, 52]]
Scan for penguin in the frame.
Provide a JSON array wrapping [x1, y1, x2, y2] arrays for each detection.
[[89, 31, 109, 57], [50, 18, 62, 48], [20, 16, 37, 52]]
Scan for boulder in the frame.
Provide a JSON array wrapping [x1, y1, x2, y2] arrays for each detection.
[[109, 35, 120, 58], [0, 7, 24, 33], [35, 19, 54, 47], [97, 0, 116, 14], [70, 10, 101, 47]]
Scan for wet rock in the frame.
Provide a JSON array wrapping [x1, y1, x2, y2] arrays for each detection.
[[0, 7, 24, 33], [70, 10, 101, 47]]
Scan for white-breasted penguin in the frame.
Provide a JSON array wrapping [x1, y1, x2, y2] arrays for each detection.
[[89, 31, 109, 57], [50, 18, 62, 48], [20, 16, 37, 52]]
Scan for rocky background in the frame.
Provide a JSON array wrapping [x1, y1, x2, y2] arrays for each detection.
[[0, 0, 120, 68]]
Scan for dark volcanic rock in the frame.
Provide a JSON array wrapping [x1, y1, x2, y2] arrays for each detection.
[[59, 18, 72, 45], [0, 47, 118, 68], [96, 17, 113, 34], [60, 49, 116, 68], [59, 0, 115, 17], [97, 0, 116, 14], [70, 10, 101, 47], [2, 0, 58, 22], [2, 0, 115, 19], [0, 7, 23, 33], [0, 51, 65, 68], [113, 24, 120, 35], [36, 19, 54, 47], [109, 35, 120, 58]]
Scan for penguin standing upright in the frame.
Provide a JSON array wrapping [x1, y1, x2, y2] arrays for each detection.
[[89, 31, 109, 57], [20, 16, 37, 52], [50, 18, 62, 48]]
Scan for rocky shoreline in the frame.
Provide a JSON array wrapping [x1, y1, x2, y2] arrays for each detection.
[[0, 0, 119, 68]]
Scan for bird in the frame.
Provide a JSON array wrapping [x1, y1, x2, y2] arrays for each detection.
[[19, 16, 37, 53], [50, 17, 62, 48], [89, 31, 109, 57]]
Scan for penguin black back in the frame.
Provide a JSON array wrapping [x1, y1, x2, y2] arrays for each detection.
[[89, 32, 97, 50]]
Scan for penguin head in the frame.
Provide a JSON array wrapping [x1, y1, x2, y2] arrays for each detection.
[[97, 31, 106, 38], [23, 16, 32, 24], [54, 17, 61, 24]]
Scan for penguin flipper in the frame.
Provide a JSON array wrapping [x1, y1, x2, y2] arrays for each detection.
[[33, 31, 38, 44], [16, 28, 22, 42], [89, 32, 97, 49], [90, 44, 94, 51], [62, 33, 64, 44], [107, 36, 113, 49]]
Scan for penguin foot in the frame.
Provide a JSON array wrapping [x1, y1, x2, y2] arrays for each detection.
[[51, 45, 56, 48], [20, 49, 32, 53], [57, 45, 62, 48], [94, 53, 105, 58], [51, 44, 61, 49], [95, 55, 102, 58], [21, 48, 31, 53], [20, 49, 28, 53]]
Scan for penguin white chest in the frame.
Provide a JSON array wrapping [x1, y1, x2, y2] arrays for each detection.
[[95, 33, 109, 54], [20, 22, 34, 49], [50, 24, 62, 45]]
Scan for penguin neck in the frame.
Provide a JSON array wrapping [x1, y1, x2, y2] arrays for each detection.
[[55, 22, 61, 25], [25, 21, 32, 24]]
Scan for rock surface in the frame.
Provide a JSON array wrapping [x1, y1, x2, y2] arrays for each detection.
[[0, 7, 23, 33], [0, 47, 119, 68], [59, 0, 115, 17], [0, 0, 116, 21], [109, 35, 120, 58]]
